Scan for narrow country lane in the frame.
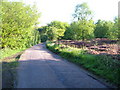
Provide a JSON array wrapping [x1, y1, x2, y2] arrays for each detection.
[[16, 43, 109, 88]]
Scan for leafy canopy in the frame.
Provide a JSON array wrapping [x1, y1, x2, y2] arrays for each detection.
[[65, 2, 95, 41], [1, 1, 40, 49], [72, 2, 92, 21], [46, 21, 69, 40]]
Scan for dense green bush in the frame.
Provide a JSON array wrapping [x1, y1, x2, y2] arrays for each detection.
[[38, 21, 69, 41], [40, 35, 48, 42], [64, 20, 95, 40], [31, 29, 41, 46], [1, 1, 40, 49], [94, 18, 119, 40]]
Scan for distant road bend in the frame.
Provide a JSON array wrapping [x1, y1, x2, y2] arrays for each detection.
[[16, 43, 109, 88]]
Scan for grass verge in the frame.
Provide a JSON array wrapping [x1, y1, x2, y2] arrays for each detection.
[[1, 49, 24, 88], [46, 41, 120, 88], [0, 48, 26, 60]]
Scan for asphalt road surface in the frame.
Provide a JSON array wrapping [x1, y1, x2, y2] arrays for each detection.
[[16, 43, 109, 88]]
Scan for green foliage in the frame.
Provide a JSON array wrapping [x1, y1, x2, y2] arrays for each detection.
[[63, 26, 74, 40], [39, 21, 69, 41], [31, 29, 41, 46], [108, 17, 119, 40], [66, 2, 94, 41], [37, 26, 48, 42], [46, 42, 120, 86], [64, 20, 95, 40], [38, 26, 48, 34], [94, 20, 108, 38], [46, 41, 60, 53], [94, 19, 119, 40], [47, 26, 58, 40], [40, 34, 48, 42], [48, 21, 69, 29], [73, 2, 92, 21], [64, 22, 80, 40], [1, 1, 40, 49], [94, 20, 114, 38], [47, 21, 69, 40]]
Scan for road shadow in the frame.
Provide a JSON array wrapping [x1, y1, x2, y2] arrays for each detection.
[[2, 54, 21, 88], [15, 59, 110, 88]]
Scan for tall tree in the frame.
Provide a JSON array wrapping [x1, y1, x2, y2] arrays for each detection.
[[72, 2, 92, 21], [71, 2, 94, 41], [1, 1, 40, 49], [64, 20, 95, 40]]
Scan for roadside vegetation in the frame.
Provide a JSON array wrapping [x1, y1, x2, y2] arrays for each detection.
[[1, 1, 40, 88], [1, 1, 41, 58], [46, 41, 120, 87], [1, 0, 119, 88], [0, 48, 26, 60], [44, 3, 120, 87]]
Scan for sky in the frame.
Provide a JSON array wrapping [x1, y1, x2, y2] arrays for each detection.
[[9, 0, 119, 26]]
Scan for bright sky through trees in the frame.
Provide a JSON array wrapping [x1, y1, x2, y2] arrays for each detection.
[[8, 0, 119, 26]]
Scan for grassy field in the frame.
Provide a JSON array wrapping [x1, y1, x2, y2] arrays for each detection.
[[46, 41, 120, 87]]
